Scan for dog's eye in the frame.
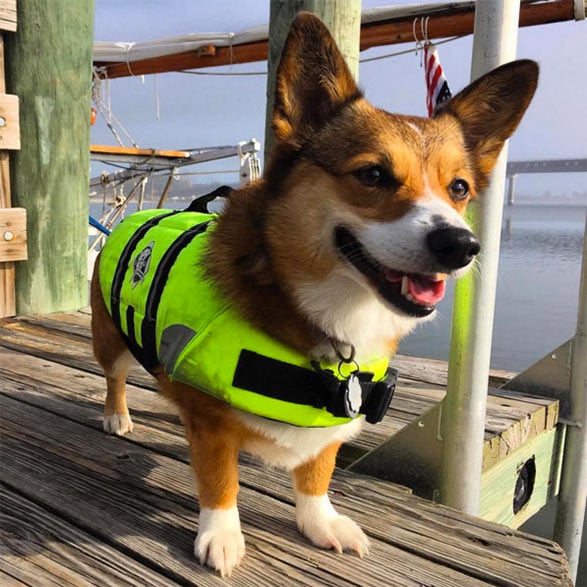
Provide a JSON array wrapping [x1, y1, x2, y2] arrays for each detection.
[[448, 179, 470, 201], [353, 165, 387, 187]]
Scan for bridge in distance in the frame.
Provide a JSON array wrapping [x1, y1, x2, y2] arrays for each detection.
[[505, 158, 587, 204], [507, 158, 587, 175]]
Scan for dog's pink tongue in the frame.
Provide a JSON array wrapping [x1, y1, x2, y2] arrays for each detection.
[[408, 275, 446, 306]]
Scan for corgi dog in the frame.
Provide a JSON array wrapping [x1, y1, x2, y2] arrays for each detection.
[[91, 12, 538, 577]]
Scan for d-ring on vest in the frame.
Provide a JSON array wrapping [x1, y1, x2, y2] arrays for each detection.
[[99, 209, 397, 428]]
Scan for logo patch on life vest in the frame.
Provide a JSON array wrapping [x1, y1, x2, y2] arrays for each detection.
[[132, 241, 154, 287]]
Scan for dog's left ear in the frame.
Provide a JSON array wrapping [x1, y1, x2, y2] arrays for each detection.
[[272, 12, 361, 147], [436, 60, 538, 188]]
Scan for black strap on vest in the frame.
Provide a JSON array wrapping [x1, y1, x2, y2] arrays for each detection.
[[140, 221, 211, 371], [232, 349, 397, 424], [110, 211, 178, 367]]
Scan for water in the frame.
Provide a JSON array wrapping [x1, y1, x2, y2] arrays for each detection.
[[399, 204, 586, 373], [91, 199, 586, 373]]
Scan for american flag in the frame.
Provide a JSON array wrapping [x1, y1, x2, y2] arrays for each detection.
[[423, 43, 452, 116]]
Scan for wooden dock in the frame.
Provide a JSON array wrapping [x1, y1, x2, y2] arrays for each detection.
[[0, 311, 573, 586]]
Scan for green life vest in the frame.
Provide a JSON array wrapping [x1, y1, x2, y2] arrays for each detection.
[[99, 209, 396, 428]]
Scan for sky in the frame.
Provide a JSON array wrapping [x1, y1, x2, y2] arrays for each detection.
[[92, 0, 587, 197]]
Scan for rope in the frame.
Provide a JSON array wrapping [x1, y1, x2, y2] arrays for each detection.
[[154, 74, 161, 120], [92, 69, 140, 148]]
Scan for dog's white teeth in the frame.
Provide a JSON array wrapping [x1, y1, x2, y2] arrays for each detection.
[[400, 276, 416, 302], [401, 275, 409, 296], [401, 276, 414, 302]]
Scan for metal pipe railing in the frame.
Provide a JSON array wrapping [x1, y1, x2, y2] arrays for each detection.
[[439, 0, 521, 514], [554, 214, 587, 581]]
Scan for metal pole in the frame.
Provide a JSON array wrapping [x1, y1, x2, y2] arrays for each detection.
[[439, 0, 521, 514], [506, 174, 517, 206], [554, 214, 587, 581], [156, 168, 178, 209]]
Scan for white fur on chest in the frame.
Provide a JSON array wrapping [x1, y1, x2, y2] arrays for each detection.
[[236, 411, 363, 470], [295, 272, 422, 362]]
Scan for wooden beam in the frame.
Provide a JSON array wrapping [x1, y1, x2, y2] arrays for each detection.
[[96, 0, 577, 79], [97, 40, 269, 79], [358, 0, 576, 50], [5, 0, 95, 315], [91, 144, 191, 159]]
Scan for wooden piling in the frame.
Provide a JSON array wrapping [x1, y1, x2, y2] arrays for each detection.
[[5, 0, 95, 314], [264, 0, 361, 158]]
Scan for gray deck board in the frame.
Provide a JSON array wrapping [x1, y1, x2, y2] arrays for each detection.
[[0, 312, 572, 586], [0, 486, 178, 587]]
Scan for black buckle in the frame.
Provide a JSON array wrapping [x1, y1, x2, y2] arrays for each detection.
[[311, 361, 398, 423], [362, 368, 398, 424]]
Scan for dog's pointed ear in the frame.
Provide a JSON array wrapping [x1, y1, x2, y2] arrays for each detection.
[[436, 60, 538, 188], [272, 12, 361, 146]]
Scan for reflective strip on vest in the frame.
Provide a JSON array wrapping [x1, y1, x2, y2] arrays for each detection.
[[99, 209, 390, 427]]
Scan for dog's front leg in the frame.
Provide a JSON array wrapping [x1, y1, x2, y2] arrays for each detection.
[[185, 421, 244, 577], [292, 442, 369, 557]]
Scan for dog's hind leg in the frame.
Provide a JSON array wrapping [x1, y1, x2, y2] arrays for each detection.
[[90, 256, 135, 436], [293, 442, 370, 557]]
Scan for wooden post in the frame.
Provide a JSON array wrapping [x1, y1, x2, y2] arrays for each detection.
[[5, 0, 94, 315], [264, 0, 361, 158], [0, 0, 24, 318]]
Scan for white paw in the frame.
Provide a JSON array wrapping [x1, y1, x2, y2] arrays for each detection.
[[296, 494, 369, 557], [194, 507, 245, 577], [103, 413, 134, 436]]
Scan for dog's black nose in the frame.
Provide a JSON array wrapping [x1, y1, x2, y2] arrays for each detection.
[[426, 227, 480, 270]]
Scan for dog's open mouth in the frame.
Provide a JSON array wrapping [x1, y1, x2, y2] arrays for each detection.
[[335, 226, 446, 317]]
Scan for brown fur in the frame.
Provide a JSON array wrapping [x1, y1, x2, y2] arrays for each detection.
[[91, 12, 538, 576], [293, 442, 342, 496]]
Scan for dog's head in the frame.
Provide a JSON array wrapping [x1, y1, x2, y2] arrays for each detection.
[[260, 13, 537, 350]]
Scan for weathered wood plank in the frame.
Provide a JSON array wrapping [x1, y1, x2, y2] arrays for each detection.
[[0, 36, 15, 318], [0, 317, 157, 389], [0, 316, 559, 469], [480, 427, 564, 528], [0, 322, 444, 455], [390, 352, 517, 388], [0, 339, 489, 472], [0, 571, 30, 587], [0, 363, 572, 586], [5, 310, 518, 386], [19, 310, 96, 336], [0, 92, 19, 150], [0, 207, 27, 262], [0, 344, 420, 497], [0, 346, 185, 442], [0, 237, 15, 316], [0, 1, 17, 33], [0, 486, 180, 586], [2, 394, 513, 587]]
